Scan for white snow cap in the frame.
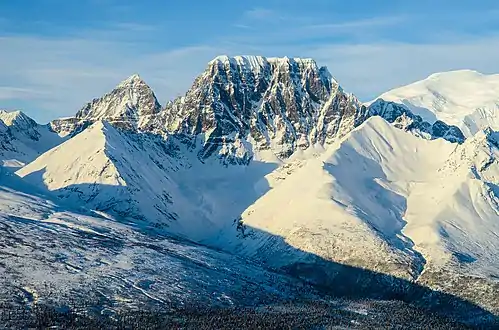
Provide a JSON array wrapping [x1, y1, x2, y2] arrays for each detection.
[[375, 69, 499, 136]]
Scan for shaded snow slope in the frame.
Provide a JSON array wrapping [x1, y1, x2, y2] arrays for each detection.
[[374, 70, 499, 136]]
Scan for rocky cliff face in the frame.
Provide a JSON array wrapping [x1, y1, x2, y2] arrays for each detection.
[[142, 56, 370, 164], [368, 99, 465, 144]]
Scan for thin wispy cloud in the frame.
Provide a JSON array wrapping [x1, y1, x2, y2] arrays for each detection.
[[0, 87, 47, 101], [109, 22, 157, 32], [233, 24, 253, 30], [244, 8, 276, 20], [303, 15, 407, 32]]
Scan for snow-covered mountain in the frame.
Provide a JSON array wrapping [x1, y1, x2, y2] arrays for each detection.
[[50, 74, 162, 136], [216, 116, 499, 313], [0, 110, 63, 168], [1, 56, 499, 326], [16, 120, 220, 240], [375, 70, 499, 136]]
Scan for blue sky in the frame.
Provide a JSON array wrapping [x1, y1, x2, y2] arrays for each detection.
[[1, 0, 499, 123]]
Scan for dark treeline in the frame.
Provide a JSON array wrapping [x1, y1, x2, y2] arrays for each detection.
[[0, 299, 472, 329]]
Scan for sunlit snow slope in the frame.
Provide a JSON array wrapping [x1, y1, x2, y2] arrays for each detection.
[[219, 116, 499, 312]]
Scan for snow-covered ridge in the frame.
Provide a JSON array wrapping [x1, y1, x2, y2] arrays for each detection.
[[374, 69, 499, 136], [0, 109, 37, 128], [16, 120, 217, 240], [368, 99, 465, 144]]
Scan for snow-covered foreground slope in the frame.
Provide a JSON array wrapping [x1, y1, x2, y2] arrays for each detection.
[[4, 170, 491, 328], [215, 116, 499, 313], [1, 169, 496, 328], [375, 70, 499, 136], [0, 169, 318, 310], [0, 110, 63, 168]]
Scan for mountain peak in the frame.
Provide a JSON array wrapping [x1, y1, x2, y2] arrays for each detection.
[[118, 73, 144, 86], [71, 74, 161, 130], [153, 55, 362, 164], [0, 109, 38, 129]]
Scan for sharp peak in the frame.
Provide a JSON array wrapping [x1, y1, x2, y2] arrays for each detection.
[[0, 109, 37, 125], [117, 73, 147, 86]]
